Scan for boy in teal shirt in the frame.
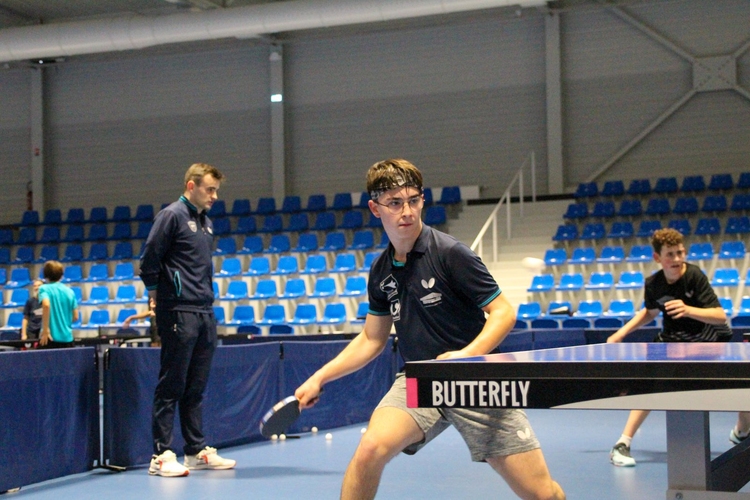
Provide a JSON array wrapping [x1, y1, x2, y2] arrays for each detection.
[[38, 260, 79, 348]]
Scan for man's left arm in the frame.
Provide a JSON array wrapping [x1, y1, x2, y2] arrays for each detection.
[[436, 294, 515, 360], [664, 300, 727, 324]]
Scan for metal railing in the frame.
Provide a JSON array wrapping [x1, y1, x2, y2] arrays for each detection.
[[470, 151, 536, 263]]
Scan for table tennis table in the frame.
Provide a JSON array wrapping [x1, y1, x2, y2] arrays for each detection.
[[405, 342, 750, 500]]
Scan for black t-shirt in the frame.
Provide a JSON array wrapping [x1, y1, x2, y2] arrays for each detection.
[[644, 262, 728, 341], [23, 296, 42, 338]]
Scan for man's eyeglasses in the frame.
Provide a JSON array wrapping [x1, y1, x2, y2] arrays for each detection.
[[375, 195, 424, 215]]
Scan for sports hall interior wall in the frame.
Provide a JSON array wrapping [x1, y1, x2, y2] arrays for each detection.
[[0, 0, 748, 226]]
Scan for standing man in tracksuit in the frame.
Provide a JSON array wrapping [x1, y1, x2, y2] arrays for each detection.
[[140, 163, 236, 477]]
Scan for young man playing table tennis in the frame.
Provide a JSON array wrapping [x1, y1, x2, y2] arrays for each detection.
[[295, 159, 565, 500], [607, 228, 730, 466]]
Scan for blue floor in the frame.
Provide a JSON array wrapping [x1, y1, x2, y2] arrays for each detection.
[[6, 409, 745, 499]]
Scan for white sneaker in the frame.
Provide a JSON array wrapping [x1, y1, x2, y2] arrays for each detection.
[[730, 428, 748, 445], [149, 450, 189, 477], [609, 443, 636, 467], [184, 446, 236, 470]]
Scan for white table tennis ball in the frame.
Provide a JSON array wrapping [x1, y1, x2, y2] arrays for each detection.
[[325, 433, 333, 440], [311, 426, 318, 433], [361, 428, 367, 434], [521, 257, 545, 272], [271, 434, 278, 440], [279, 434, 287, 441]]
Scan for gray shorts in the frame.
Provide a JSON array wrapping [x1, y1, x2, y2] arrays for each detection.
[[375, 373, 541, 462]]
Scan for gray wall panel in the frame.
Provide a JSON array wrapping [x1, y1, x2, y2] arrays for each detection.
[[286, 13, 547, 199], [0, 69, 31, 224], [44, 46, 271, 214]]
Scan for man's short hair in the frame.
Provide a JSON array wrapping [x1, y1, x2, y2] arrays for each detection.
[[651, 228, 684, 254], [184, 163, 225, 188], [43, 260, 64, 282], [366, 159, 423, 200]]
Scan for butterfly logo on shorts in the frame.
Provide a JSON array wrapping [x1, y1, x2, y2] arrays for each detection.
[[516, 428, 531, 440]]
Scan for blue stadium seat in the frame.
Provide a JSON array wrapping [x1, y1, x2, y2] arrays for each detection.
[[653, 177, 678, 194], [110, 223, 132, 240], [718, 241, 746, 259], [725, 217, 750, 236], [553, 224, 578, 242], [257, 215, 282, 233], [257, 304, 287, 326], [2, 311, 24, 329], [110, 262, 135, 281], [590, 201, 615, 218], [607, 221, 634, 239], [234, 216, 257, 235], [359, 251, 380, 272], [134, 204, 154, 221], [367, 212, 383, 229], [230, 199, 251, 217], [605, 299, 635, 317], [269, 324, 294, 334], [338, 210, 363, 230], [332, 192, 353, 212], [437, 186, 461, 205], [545, 301, 572, 317], [61, 265, 82, 283], [517, 302, 542, 320], [213, 306, 226, 325], [626, 179, 651, 196], [711, 268, 740, 287], [227, 305, 256, 326], [563, 203, 588, 220], [39, 226, 60, 244], [214, 237, 237, 256], [65, 208, 85, 224], [305, 194, 327, 212], [702, 195, 728, 214], [593, 317, 624, 329], [672, 196, 699, 216], [377, 231, 389, 249], [114, 308, 137, 325], [580, 223, 606, 241], [238, 235, 264, 255], [279, 279, 306, 300], [597, 246, 624, 263], [311, 212, 336, 232], [636, 219, 662, 238], [250, 279, 278, 300], [5, 268, 31, 289], [272, 255, 299, 275], [301, 254, 328, 275], [730, 194, 750, 213], [292, 232, 319, 253], [20, 210, 39, 226], [284, 213, 309, 232], [350, 301, 370, 325], [576, 300, 604, 317], [3, 288, 29, 308], [280, 195, 302, 214], [309, 277, 337, 298], [113, 285, 138, 304], [222, 280, 249, 300], [318, 303, 347, 326], [84, 310, 110, 329], [37, 245, 59, 263], [617, 199, 643, 217], [17, 227, 37, 245], [687, 242, 714, 261], [615, 271, 644, 289], [544, 248, 567, 266], [321, 232, 346, 252], [349, 230, 374, 251], [207, 200, 226, 218], [667, 219, 691, 235], [424, 205, 447, 226], [62, 244, 84, 262], [600, 180, 624, 197], [254, 197, 277, 216], [0, 229, 13, 246], [82, 286, 110, 305], [340, 276, 367, 297], [585, 272, 614, 290], [568, 247, 595, 265], [331, 253, 357, 273], [645, 197, 671, 216], [556, 273, 584, 291], [215, 257, 242, 277], [288, 304, 318, 326], [84, 243, 109, 261], [737, 296, 750, 315], [680, 175, 705, 193], [111, 205, 131, 222], [244, 256, 270, 277], [708, 173, 734, 191], [737, 173, 750, 190], [574, 182, 598, 199], [719, 297, 734, 317], [42, 209, 62, 225], [211, 218, 232, 236], [84, 263, 109, 282], [135, 222, 153, 240], [527, 274, 554, 293], [88, 207, 108, 223], [265, 234, 291, 254], [86, 224, 108, 241], [694, 217, 721, 237], [13, 246, 34, 264]]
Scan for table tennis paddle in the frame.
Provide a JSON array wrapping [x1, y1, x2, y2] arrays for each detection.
[[260, 393, 321, 439]]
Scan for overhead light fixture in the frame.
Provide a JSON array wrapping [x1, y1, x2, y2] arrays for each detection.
[[270, 94, 283, 103]]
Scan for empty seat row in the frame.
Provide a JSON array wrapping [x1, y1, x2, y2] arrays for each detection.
[[215, 252, 377, 278], [554, 216, 750, 241], [0, 262, 136, 289], [0, 242, 138, 266], [574, 173, 744, 199], [213, 301, 368, 330], [216, 276, 367, 302], [1, 222, 153, 246], [214, 231, 388, 257], [19, 205, 156, 227], [564, 194, 750, 221]]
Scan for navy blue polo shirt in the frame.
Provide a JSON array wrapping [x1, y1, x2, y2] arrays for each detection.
[[140, 196, 215, 312], [368, 224, 501, 362]]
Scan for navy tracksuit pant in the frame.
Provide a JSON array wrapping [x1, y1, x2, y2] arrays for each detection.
[[152, 308, 217, 456]]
